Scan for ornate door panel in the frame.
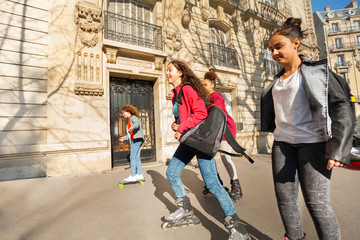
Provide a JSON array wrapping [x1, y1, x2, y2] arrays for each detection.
[[110, 78, 156, 167]]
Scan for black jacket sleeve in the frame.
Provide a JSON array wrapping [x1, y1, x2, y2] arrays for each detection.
[[325, 71, 354, 164]]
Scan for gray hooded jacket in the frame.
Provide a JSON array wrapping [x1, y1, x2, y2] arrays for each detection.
[[261, 57, 354, 164]]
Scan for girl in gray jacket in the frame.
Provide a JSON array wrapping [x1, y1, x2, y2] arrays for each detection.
[[120, 104, 145, 182], [261, 17, 353, 240]]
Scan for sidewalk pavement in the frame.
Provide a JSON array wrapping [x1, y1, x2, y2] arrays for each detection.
[[0, 154, 359, 240]]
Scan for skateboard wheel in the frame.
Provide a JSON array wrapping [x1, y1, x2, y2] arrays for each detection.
[[118, 183, 124, 188], [140, 180, 144, 185]]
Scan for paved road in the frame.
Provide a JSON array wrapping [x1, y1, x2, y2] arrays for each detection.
[[0, 154, 359, 240]]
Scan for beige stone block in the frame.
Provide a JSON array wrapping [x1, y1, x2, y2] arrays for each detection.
[[0, 11, 48, 32], [0, 130, 46, 145], [0, 51, 47, 68], [0, 0, 49, 11], [45, 150, 111, 176], [0, 90, 47, 104], [0, 25, 48, 44], [0, 117, 46, 131], [0, 63, 47, 79], [0, 38, 47, 56], [1, 0, 49, 17], [1, 103, 46, 117], [0, 76, 46, 92]]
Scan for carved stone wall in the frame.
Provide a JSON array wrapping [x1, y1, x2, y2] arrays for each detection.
[[75, 50, 103, 95], [74, 1, 104, 96]]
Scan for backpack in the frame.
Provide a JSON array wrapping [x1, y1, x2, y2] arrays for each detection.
[[175, 83, 254, 164]]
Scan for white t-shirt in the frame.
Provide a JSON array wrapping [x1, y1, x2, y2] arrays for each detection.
[[272, 68, 326, 144]]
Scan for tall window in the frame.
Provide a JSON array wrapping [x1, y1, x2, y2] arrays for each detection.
[[354, 21, 360, 30], [335, 38, 342, 48], [108, 0, 152, 22], [357, 36, 360, 47], [337, 54, 345, 66], [332, 23, 339, 33], [210, 26, 226, 46]]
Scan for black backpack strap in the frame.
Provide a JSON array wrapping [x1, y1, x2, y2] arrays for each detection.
[[176, 83, 193, 105], [220, 126, 254, 164]]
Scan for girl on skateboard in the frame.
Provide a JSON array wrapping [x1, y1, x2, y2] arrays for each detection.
[[203, 71, 243, 201], [261, 17, 354, 240], [164, 60, 251, 240], [119, 104, 145, 182]]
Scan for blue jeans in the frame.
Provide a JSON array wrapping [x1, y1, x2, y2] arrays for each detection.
[[272, 140, 340, 240], [130, 139, 143, 176], [166, 144, 236, 217]]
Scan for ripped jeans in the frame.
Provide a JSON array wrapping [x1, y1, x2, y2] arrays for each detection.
[[272, 140, 340, 240]]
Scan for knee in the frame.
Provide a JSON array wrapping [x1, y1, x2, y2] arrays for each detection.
[[166, 167, 177, 181]]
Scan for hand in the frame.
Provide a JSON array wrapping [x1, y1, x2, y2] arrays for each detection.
[[327, 159, 344, 170], [171, 123, 179, 132], [128, 127, 134, 131], [119, 137, 124, 142], [174, 131, 181, 140]]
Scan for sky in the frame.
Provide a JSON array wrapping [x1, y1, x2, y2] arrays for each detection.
[[311, 0, 355, 12]]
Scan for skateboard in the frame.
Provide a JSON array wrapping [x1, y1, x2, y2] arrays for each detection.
[[117, 178, 146, 188]]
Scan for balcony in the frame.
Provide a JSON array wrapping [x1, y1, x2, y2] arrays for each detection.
[[104, 11, 162, 51], [264, 59, 282, 78], [328, 25, 360, 35], [257, 0, 286, 26], [334, 61, 352, 68], [209, 43, 240, 70], [329, 43, 356, 52]]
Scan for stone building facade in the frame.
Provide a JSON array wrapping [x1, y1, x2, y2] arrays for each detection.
[[313, 0, 360, 131], [0, 0, 318, 180]]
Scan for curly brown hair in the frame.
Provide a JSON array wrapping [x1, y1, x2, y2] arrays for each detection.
[[121, 104, 140, 118], [170, 60, 209, 100]]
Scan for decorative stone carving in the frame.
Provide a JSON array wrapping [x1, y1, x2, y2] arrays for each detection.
[[163, 27, 182, 56], [154, 56, 165, 71], [105, 47, 118, 64], [74, 1, 103, 48], [74, 51, 104, 96], [182, 9, 191, 26]]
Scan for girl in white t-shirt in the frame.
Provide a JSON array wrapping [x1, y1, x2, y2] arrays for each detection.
[[261, 17, 354, 240]]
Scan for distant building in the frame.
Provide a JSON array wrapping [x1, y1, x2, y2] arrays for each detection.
[[313, 0, 360, 130]]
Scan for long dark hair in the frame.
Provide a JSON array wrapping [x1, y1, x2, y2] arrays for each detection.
[[170, 60, 209, 100], [272, 17, 307, 40], [121, 104, 140, 118]]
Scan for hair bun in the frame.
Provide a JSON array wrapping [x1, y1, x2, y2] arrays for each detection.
[[204, 71, 217, 80], [283, 17, 302, 31]]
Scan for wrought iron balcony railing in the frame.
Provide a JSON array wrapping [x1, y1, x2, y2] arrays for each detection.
[[104, 11, 162, 51], [209, 43, 240, 69], [329, 43, 355, 51], [264, 59, 282, 78], [334, 61, 351, 68], [328, 25, 360, 34]]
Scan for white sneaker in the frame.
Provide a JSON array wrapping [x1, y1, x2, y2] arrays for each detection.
[[124, 175, 137, 182], [135, 174, 144, 180]]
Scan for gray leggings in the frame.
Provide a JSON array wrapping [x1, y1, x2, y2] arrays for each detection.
[[272, 140, 340, 240]]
